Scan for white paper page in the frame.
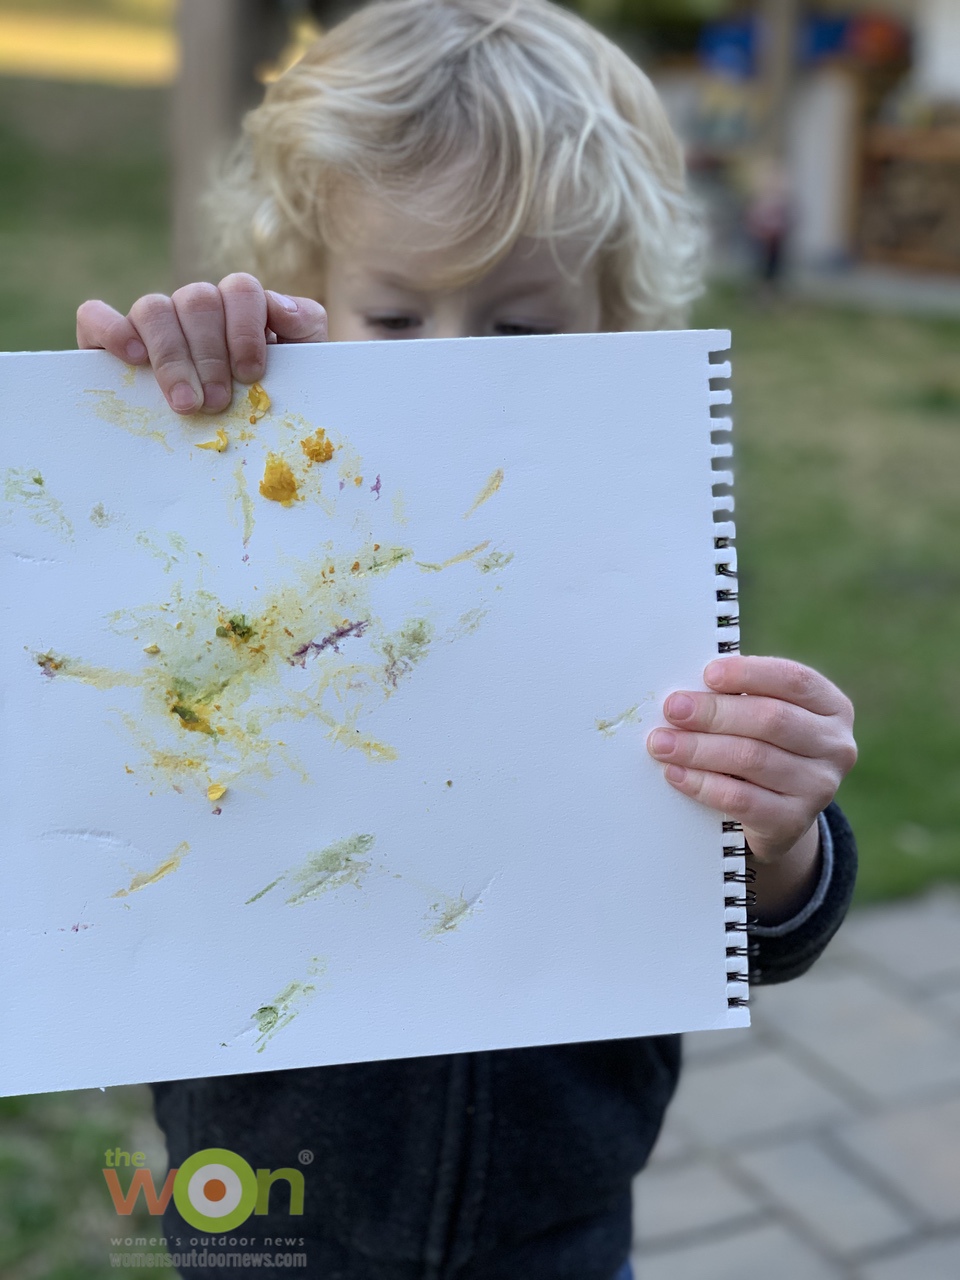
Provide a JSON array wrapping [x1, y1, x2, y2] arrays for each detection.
[[0, 329, 745, 1098]]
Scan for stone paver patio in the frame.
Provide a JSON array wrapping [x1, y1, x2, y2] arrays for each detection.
[[632, 888, 960, 1279]]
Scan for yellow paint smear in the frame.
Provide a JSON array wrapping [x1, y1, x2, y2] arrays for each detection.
[[207, 782, 227, 802], [301, 429, 335, 464], [248, 383, 271, 423], [260, 454, 299, 505], [234, 461, 256, 544], [464, 468, 504, 518], [596, 706, 641, 736], [36, 652, 138, 689], [84, 389, 172, 452], [416, 541, 490, 573], [196, 428, 228, 453], [113, 842, 189, 898]]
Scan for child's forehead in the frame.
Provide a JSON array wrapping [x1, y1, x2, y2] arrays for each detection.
[[332, 195, 595, 294]]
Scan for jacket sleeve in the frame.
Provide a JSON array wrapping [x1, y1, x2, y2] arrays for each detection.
[[748, 801, 858, 986]]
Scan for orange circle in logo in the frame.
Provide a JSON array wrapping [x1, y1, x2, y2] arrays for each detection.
[[203, 1178, 227, 1202]]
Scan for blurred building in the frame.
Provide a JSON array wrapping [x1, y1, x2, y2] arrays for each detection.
[[647, 0, 960, 275]]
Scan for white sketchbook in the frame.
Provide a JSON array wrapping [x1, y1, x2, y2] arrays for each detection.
[[0, 329, 746, 1098]]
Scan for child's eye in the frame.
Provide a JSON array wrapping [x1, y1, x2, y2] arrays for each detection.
[[493, 321, 557, 337], [366, 315, 421, 334]]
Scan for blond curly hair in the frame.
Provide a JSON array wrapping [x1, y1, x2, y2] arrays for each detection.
[[206, 0, 704, 330]]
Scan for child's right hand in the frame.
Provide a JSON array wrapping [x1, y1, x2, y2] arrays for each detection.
[[77, 273, 328, 414]]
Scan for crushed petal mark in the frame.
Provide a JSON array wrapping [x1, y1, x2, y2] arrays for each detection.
[[464, 468, 504, 518], [113, 842, 189, 898], [247, 382, 271, 422], [301, 429, 335, 464], [417, 541, 490, 573], [260, 454, 299, 505], [196, 428, 229, 452], [290, 619, 369, 667]]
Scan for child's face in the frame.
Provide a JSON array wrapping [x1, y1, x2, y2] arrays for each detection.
[[324, 201, 602, 342]]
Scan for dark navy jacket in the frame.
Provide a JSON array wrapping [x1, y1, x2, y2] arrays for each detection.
[[151, 803, 857, 1280]]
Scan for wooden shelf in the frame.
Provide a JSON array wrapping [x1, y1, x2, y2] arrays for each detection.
[[864, 125, 960, 163]]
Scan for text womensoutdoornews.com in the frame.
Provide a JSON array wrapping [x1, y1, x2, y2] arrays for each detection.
[[108, 1246, 307, 1270]]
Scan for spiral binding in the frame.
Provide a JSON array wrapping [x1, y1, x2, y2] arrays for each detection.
[[710, 348, 750, 1015]]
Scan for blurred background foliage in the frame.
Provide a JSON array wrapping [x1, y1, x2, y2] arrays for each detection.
[[0, 0, 174, 20]]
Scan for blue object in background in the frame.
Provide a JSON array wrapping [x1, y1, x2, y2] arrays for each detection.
[[698, 17, 756, 79], [800, 16, 851, 65], [699, 14, 857, 79]]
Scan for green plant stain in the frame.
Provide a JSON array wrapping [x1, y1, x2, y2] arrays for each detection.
[[424, 893, 474, 937], [454, 607, 487, 637], [3, 468, 73, 538], [251, 957, 324, 1051], [477, 549, 514, 574], [285, 834, 375, 905], [216, 614, 255, 642], [246, 834, 376, 907], [89, 502, 113, 527], [380, 618, 432, 688], [416, 541, 489, 573], [367, 546, 413, 574], [136, 530, 188, 573], [245, 875, 285, 905]]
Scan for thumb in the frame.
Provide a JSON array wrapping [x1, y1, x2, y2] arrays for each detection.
[[265, 291, 328, 343]]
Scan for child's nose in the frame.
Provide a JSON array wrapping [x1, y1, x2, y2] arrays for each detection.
[[429, 298, 474, 340]]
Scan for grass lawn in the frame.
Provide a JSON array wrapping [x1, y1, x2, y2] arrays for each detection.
[[694, 288, 960, 901], [0, 71, 958, 1278]]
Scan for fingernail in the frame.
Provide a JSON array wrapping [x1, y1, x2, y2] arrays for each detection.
[[203, 382, 230, 411], [649, 729, 677, 756], [236, 360, 262, 383], [665, 764, 687, 784], [125, 339, 147, 362], [704, 661, 725, 686], [270, 291, 298, 312], [170, 382, 198, 412], [665, 693, 695, 721]]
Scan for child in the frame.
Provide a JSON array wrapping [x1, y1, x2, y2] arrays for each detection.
[[77, 2, 858, 1276]]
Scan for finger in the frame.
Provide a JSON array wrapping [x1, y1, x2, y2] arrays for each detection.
[[703, 655, 852, 719], [77, 299, 148, 364], [172, 282, 231, 413], [219, 273, 268, 383], [660, 763, 810, 843], [661, 690, 841, 759], [128, 293, 202, 414], [647, 728, 838, 807], [265, 290, 328, 344]]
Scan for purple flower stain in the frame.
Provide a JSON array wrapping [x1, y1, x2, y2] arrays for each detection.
[[370, 474, 382, 500], [289, 619, 369, 668]]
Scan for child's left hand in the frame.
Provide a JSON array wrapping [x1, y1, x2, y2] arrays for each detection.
[[646, 655, 857, 866]]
